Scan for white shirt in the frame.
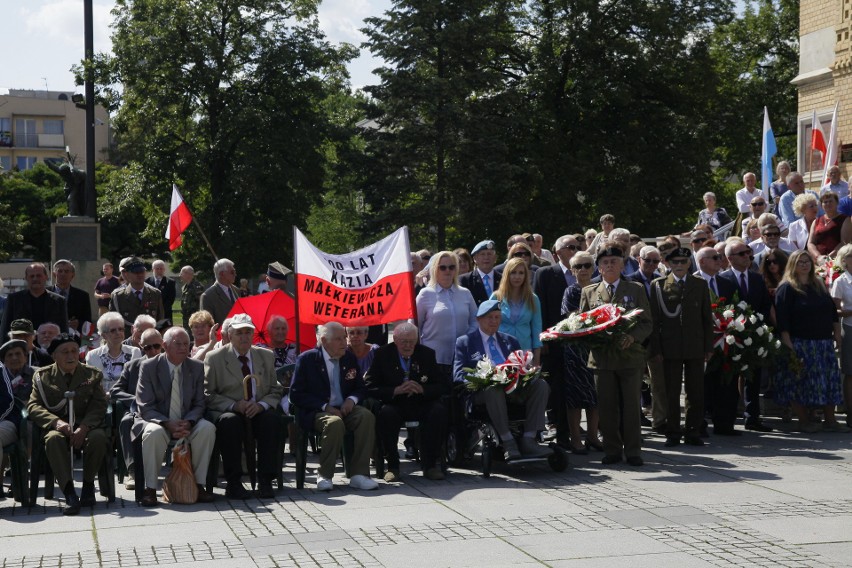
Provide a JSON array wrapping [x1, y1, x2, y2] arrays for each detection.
[[831, 271, 852, 326], [787, 218, 810, 250], [320, 346, 357, 410], [735, 187, 765, 213]]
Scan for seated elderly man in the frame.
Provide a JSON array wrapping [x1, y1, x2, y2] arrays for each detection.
[[134, 327, 215, 506], [453, 300, 551, 461], [27, 334, 108, 515], [9, 319, 52, 368], [204, 314, 283, 499], [125, 314, 157, 349], [290, 322, 378, 491], [259, 315, 297, 369], [0, 342, 24, 499], [110, 328, 164, 490], [2, 338, 35, 407], [364, 322, 449, 482]]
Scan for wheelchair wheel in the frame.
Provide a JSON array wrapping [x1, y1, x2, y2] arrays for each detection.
[[445, 429, 462, 466], [548, 447, 568, 472], [481, 441, 492, 478]]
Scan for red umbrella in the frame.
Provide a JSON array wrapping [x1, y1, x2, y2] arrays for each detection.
[[225, 290, 315, 353]]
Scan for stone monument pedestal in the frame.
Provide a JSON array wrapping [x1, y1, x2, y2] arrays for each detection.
[[51, 217, 102, 321]]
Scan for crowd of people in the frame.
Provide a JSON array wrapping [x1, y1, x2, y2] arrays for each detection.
[[2, 166, 852, 515]]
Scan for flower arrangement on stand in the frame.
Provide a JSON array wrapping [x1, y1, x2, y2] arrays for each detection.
[[463, 350, 544, 394]]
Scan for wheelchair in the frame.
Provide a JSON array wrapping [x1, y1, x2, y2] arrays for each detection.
[[445, 383, 568, 478]]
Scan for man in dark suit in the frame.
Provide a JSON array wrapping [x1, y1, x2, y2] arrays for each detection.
[[364, 323, 449, 482], [110, 257, 165, 335], [134, 327, 215, 506], [1, 263, 68, 339], [204, 313, 283, 498], [48, 260, 92, 334], [453, 300, 551, 461], [200, 258, 240, 325], [110, 328, 163, 490], [146, 260, 177, 322], [649, 248, 714, 447], [459, 240, 501, 306], [533, 234, 580, 446], [719, 237, 773, 433], [694, 246, 739, 435], [579, 247, 652, 466], [290, 322, 378, 491]]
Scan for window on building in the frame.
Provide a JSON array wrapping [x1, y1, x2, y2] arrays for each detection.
[[42, 119, 64, 135], [14, 119, 37, 147], [0, 118, 11, 147], [799, 114, 834, 174], [16, 156, 37, 170], [0, 156, 10, 172]]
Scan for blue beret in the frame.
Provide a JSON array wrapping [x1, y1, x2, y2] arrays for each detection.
[[471, 240, 495, 255], [476, 299, 501, 317]]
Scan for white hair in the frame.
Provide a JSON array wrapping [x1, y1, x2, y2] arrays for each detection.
[[214, 258, 234, 278], [609, 228, 630, 240], [703, 192, 715, 201], [317, 322, 345, 340], [639, 245, 660, 259], [266, 315, 289, 330], [392, 322, 418, 339], [97, 311, 125, 334], [163, 326, 188, 344], [132, 314, 157, 328], [180, 265, 194, 275], [152, 259, 166, 269]]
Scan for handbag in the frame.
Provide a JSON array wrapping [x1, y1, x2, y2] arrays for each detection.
[[162, 438, 198, 504]]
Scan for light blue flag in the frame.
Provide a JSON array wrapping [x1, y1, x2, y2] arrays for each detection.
[[761, 107, 777, 195]]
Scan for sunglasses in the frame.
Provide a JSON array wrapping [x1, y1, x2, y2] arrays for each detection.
[[438, 264, 456, 271], [571, 263, 593, 270], [142, 343, 162, 352], [641, 258, 661, 264], [709, 255, 720, 260], [691, 238, 707, 244], [752, 201, 766, 206], [512, 251, 531, 258], [560, 244, 579, 251], [669, 259, 689, 265], [733, 250, 753, 257], [766, 258, 781, 265], [763, 232, 781, 237]]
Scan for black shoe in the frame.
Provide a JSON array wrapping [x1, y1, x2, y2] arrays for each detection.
[[404, 438, 418, 460], [699, 424, 709, 438], [626, 456, 644, 467], [80, 482, 96, 507], [63, 491, 81, 516], [258, 479, 275, 499], [640, 415, 652, 426], [684, 436, 705, 446], [601, 454, 622, 465], [714, 427, 742, 436], [570, 445, 588, 455], [652, 425, 668, 435], [585, 439, 604, 452], [225, 482, 252, 500], [664, 436, 681, 447], [745, 421, 772, 432]]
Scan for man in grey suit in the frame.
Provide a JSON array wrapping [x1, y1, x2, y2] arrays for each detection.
[[134, 327, 215, 506], [200, 258, 240, 325], [579, 246, 652, 466], [110, 256, 164, 335]]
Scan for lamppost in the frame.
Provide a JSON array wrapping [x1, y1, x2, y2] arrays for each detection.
[[83, 0, 96, 218]]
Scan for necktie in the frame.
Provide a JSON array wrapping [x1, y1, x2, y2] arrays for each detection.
[[228, 287, 236, 302], [329, 358, 343, 407], [238, 355, 251, 377], [739, 272, 748, 297], [169, 366, 182, 420], [483, 274, 492, 296], [401, 357, 410, 380], [606, 284, 615, 300], [564, 271, 572, 285], [155, 278, 161, 288], [488, 336, 505, 364], [136, 290, 143, 303], [709, 276, 718, 296]]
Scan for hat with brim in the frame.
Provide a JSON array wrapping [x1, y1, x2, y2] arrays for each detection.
[[476, 299, 501, 318], [471, 240, 495, 255], [267, 261, 292, 281], [665, 247, 692, 261], [595, 247, 624, 265], [47, 333, 80, 355], [0, 339, 28, 360], [119, 256, 147, 273], [9, 318, 35, 336], [230, 313, 255, 330]]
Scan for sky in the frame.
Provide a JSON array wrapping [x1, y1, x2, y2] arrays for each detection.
[[2, 0, 392, 94]]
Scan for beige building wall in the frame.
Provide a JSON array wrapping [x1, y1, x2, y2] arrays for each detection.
[[0, 89, 109, 173]]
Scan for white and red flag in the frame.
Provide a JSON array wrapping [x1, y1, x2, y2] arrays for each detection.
[[294, 227, 415, 326], [165, 184, 192, 251], [822, 102, 840, 186], [810, 109, 827, 168]]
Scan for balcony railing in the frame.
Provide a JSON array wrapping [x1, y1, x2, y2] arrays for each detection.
[[14, 133, 38, 148]]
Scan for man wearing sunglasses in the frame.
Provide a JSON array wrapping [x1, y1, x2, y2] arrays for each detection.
[[110, 328, 164, 490], [740, 196, 770, 236], [751, 224, 795, 266], [719, 237, 773, 433], [533, 235, 581, 447], [649, 248, 714, 448]]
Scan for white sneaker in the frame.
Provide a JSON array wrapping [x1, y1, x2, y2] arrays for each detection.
[[349, 474, 379, 491], [124, 475, 135, 490], [316, 476, 333, 492]]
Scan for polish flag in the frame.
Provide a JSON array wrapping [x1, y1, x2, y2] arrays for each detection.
[[165, 184, 193, 251], [295, 227, 415, 326], [810, 109, 827, 167], [822, 102, 840, 186]]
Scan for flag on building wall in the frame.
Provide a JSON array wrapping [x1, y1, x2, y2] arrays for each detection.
[[165, 184, 193, 251], [811, 109, 827, 168], [761, 107, 777, 195], [822, 102, 840, 186], [294, 227, 415, 326]]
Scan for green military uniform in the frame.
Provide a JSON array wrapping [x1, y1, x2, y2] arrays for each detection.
[[181, 278, 205, 331], [109, 283, 164, 334], [649, 273, 713, 440], [27, 363, 109, 490], [579, 279, 652, 460]]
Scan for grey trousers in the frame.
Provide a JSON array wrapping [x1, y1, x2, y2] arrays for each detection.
[[474, 377, 550, 436]]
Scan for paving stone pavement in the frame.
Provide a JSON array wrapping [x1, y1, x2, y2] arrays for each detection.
[[2, 418, 852, 567]]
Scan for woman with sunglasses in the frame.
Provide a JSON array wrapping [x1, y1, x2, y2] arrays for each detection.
[[416, 251, 478, 379], [808, 191, 851, 263], [507, 242, 536, 271], [558, 252, 601, 454], [488, 258, 542, 366], [774, 250, 849, 433], [85, 311, 142, 392], [830, 243, 852, 427], [759, 248, 789, 300]]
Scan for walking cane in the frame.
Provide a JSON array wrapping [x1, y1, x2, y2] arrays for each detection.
[[242, 375, 258, 489], [64, 390, 76, 482]]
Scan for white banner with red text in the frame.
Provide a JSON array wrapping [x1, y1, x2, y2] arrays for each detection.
[[294, 227, 415, 326]]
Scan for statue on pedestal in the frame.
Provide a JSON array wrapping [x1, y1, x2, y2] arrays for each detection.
[[46, 154, 87, 217]]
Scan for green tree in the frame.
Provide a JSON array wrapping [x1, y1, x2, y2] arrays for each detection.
[[81, 0, 356, 273], [0, 164, 65, 260]]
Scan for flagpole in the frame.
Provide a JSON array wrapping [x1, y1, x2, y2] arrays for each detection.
[[172, 184, 219, 260], [293, 225, 301, 354]]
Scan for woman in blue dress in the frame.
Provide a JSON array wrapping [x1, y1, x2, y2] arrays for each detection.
[[489, 257, 542, 366]]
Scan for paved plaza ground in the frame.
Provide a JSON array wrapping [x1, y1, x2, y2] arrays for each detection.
[[2, 417, 852, 568]]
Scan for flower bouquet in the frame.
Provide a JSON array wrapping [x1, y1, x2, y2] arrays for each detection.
[[816, 256, 843, 287], [540, 304, 645, 356], [705, 294, 782, 383], [463, 350, 544, 393]]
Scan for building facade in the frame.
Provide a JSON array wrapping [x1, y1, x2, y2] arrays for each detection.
[[0, 89, 109, 173]]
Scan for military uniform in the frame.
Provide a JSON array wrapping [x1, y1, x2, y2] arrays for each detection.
[[27, 363, 108, 490], [109, 284, 165, 334], [181, 279, 205, 331], [649, 273, 713, 442]]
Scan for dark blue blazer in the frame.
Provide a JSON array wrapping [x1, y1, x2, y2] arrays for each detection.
[[459, 270, 502, 306], [290, 346, 368, 431], [626, 269, 662, 299], [719, 269, 772, 320], [453, 330, 521, 384]]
